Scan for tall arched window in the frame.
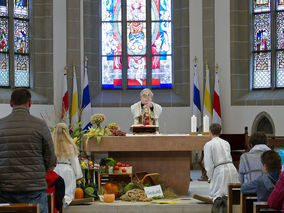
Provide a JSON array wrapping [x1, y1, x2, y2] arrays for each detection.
[[101, 0, 172, 89], [0, 0, 30, 88], [252, 0, 284, 89]]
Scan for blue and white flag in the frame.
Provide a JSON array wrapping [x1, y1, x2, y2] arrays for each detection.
[[81, 56, 92, 131], [192, 62, 201, 132]]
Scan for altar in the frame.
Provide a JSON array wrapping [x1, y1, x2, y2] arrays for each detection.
[[83, 134, 210, 195]]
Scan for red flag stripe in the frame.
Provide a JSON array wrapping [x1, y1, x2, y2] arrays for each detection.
[[213, 91, 221, 117], [62, 92, 69, 118]]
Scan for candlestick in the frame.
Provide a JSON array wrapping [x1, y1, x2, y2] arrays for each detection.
[[191, 115, 197, 133], [203, 115, 209, 133]]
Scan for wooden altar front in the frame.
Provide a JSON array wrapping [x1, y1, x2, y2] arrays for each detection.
[[83, 135, 210, 195]]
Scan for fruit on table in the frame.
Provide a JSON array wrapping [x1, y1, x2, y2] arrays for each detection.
[[104, 193, 115, 203], [114, 166, 119, 170], [75, 187, 84, 199], [104, 182, 119, 196], [122, 168, 127, 173]]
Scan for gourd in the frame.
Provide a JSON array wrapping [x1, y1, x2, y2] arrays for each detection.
[[104, 193, 115, 203], [75, 187, 84, 199]]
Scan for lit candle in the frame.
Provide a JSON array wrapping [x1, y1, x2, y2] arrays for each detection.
[[191, 115, 197, 132], [203, 115, 209, 132]]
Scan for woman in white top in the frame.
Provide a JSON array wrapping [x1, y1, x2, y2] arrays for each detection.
[[52, 123, 83, 207]]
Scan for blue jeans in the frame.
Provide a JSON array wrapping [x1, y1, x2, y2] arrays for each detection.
[[0, 190, 48, 213]]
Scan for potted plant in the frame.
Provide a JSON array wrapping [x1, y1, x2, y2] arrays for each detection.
[[106, 158, 116, 174]]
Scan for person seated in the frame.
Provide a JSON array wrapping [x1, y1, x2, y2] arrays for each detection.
[[267, 171, 284, 210], [130, 88, 162, 126], [46, 162, 65, 213], [239, 132, 270, 184], [241, 150, 281, 201], [204, 123, 239, 213]]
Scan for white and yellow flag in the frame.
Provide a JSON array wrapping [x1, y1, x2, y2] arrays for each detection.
[[71, 65, 79, 131], [203, 62, 212, 125]]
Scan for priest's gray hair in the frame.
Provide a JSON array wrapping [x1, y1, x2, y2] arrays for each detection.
[[140, 88, 153, 97]]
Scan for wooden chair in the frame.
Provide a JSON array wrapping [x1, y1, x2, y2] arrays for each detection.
[[253, 202, 281, 213], [267, 136, 284, 150], [227, 183, 241, 213], [47, 193, 54, 213], [220, 127, 249, 169], [240, 192, 257, 213], [0, 203, 40, 213], [135, 171, 160, 185]]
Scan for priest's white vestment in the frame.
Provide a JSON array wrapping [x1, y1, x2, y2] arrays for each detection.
[[204, 137, 239, 201], [130, 101, 162, 126]]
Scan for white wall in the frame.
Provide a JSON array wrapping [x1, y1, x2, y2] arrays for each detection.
[[215, 0, 284, 135]]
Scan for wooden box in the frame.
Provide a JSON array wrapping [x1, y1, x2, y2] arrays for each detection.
[[131, 125, 158, 134]]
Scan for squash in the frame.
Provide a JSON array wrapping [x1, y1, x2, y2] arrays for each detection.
[[75, 187, 84, 199], [103, 182, 119, 196], [104, 193, 115, 203]]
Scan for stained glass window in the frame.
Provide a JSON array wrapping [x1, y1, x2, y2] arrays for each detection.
[[252, 0, 271, 89], [14, 0, 28, 19], [127, 56, 147, 88], [253, 53, 271, 88], [276, 51, 284, 87], [151, 0, 172, 88], [276, 12, 284, 50], [14, 54, 29, 87], [254, 0, 270, 13], [14, 20, 29, 54], [0, 0, 8, 16], [127, 22, 146, 55], [254, 14, 271, 51], [101, 0, 172, 89], [0, 18, 8, 53], [0, 53, 9, 86], [277, 0, 284, 11]]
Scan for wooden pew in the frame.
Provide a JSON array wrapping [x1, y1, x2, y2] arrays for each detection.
[[241, 192, 257, 213], [0, 203, 40, 213], [253, 202, 281, 213], [47, 193, 54, 213], [227, 183, 241, 213]]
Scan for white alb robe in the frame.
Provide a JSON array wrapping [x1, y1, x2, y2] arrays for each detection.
[[204, 137, 239, 201], [130, 101, 162, 126], [54, 156, 83, 205]]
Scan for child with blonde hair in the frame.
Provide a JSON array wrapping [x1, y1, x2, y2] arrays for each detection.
[[53, 123, 83, 207]]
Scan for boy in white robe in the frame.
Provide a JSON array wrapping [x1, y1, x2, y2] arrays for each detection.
[[130, 88, 162, 126], [204, 123, 239, 213]]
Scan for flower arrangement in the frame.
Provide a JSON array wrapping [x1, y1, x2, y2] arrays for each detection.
[[91, 114, 105, 127]]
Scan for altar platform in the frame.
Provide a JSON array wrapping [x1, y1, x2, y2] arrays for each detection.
[[83, 134, 210, 195]]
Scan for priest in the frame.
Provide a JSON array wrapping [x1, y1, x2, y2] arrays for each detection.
[[130, 88, 162, 126]]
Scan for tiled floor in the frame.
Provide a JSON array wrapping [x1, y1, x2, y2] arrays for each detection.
[[65, 170, 213, 213]]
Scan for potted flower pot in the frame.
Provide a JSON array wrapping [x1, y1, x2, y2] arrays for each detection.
[[108, 166, 114, 174]]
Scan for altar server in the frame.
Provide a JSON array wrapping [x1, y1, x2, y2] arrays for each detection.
[[131, 88, 162, 126], [204, 123, 239, 213]]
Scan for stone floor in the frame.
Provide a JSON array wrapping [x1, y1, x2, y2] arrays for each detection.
[[65, 171, 215, 213]]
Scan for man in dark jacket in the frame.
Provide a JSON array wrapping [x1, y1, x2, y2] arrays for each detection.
[[0, 88, 57, 213]]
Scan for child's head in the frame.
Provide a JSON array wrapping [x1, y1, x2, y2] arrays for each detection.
[[249, 132, 267, 148], [209, 123, 222, 137], [261, 150, 281, 174], [53, 123, 78, 160]]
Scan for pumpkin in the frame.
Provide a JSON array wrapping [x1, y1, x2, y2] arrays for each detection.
[[75, 187, 84, 199], [104, 193, 115, 203], [103, 182, 119, 196]]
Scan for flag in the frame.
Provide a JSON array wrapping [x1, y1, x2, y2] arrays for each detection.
[[203, 63, 212, 125], [71, 65, 79, 131], [192, 62, 201, 132], [212, 67, 222, 125], [81, 57, 92, 131], [61, 69, 69, 126]]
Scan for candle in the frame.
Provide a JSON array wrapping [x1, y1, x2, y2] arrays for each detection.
[[191, 115, 197, 132], [203, 115, 209, 132]]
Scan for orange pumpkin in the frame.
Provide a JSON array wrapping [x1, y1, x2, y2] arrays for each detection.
[[104, 193, 115, 203], [75, 187, 84, 199], [103, 182, 119, 196]]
